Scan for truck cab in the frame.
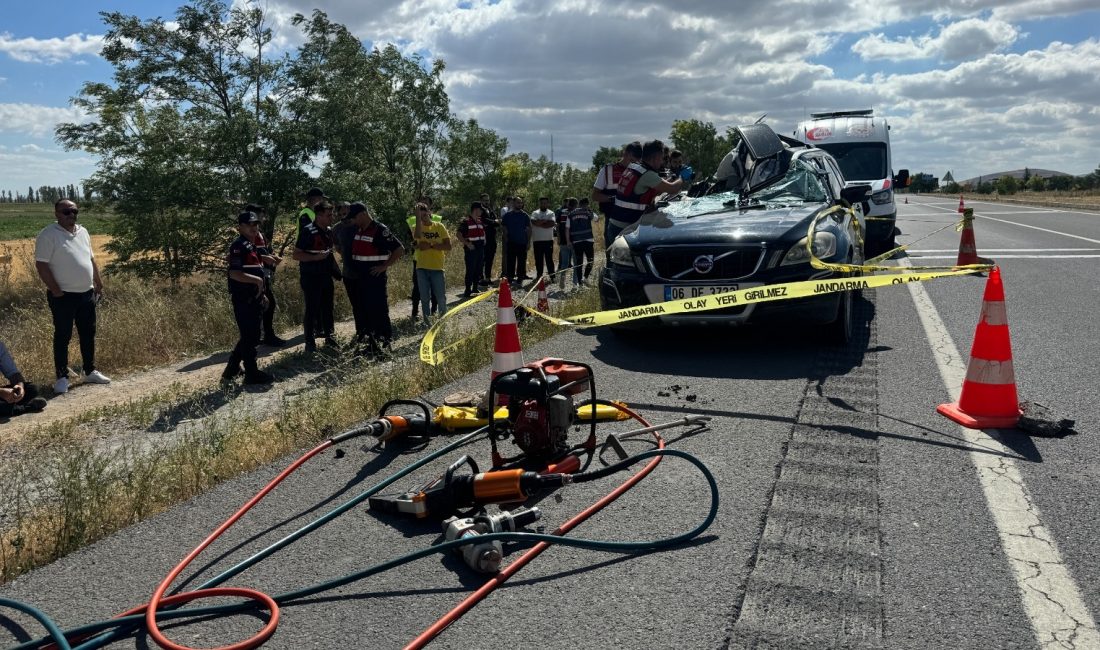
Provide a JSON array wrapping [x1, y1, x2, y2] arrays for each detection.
[[793, 109, 908, 253]]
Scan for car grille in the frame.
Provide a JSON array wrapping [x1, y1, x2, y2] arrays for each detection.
[[647, 246, 764, 281]]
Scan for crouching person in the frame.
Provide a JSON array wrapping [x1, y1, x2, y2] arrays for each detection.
[[0, 339, 47, 418]]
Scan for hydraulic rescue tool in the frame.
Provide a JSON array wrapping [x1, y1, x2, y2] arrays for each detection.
[[368, 454, 569, 518], [332, 398, 433, 446], [441, 506, 542, 573], [487, 358, 598, 468]]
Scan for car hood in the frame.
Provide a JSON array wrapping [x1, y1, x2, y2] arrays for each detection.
[[623, 194, 827, 246]]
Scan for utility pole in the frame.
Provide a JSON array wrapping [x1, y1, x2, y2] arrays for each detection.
[[550, 133, 554, 164]]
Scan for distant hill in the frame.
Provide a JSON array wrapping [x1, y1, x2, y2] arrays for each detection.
[[959, 168, 1072, 186]]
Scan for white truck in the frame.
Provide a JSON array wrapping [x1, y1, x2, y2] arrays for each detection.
[[793, 109, 908, 253]]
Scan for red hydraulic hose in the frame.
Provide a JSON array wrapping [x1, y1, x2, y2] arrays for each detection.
[[140, 439, 335, 650], [404, 404, 658, 649]]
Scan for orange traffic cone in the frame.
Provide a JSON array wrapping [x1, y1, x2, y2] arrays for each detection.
[[937, 267, 1022, 429], [957, 194, 966, 213], [536, 276, 550, 313], [491, 279, 524, 405], [956, 207, 992, 267]]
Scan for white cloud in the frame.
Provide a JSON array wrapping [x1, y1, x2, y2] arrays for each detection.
[[18, 143, 43, 153], [0, 32, 104, 64], [0, 149, 97, 191], [0, 103, 89, 138], [853, 18, 1019, 61]]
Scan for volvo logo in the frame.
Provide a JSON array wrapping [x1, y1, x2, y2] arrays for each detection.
[[692, 255, 715, 274]]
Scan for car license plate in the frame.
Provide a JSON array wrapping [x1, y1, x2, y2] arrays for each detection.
[[664, 285, 740, 301]]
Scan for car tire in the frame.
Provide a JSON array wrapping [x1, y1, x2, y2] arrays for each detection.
[[826, 282, 854, 346]]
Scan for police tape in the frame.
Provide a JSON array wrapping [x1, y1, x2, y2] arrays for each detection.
[[419, 267, 979, 364], [805, 206, 989, 274]]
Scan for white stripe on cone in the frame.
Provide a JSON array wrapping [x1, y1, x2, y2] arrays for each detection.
[[497, 306, 517, 325], [981, 301, 1008, 327], [965, 359, 1016, 385], [493, 351, 523, 373]]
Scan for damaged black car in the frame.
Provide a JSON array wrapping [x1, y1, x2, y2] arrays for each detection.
[[598, 123, 871, 344]]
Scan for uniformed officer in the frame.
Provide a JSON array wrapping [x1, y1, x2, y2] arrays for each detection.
[[298, 187, 327, 233], [223, 211, 275, 384], [347, 202, 404, 356], [293, 201, 336, 353], [246, 203, 285, 347], [456, 202, 487, 298]]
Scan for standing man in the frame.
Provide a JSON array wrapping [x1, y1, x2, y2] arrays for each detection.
[[456, 202, 487, 298], [247, 203, 285, 347], [555, 197, 575, 290], [592, 142, 642, 242], [299, 187, 326, 233], [609, 139, 683, 245], [668, 150, 695, 183], [479, 192, 499, 287], [347, 202, 403, 356], [567, 198, 597, 287], [413, 202, 451, 324], [34, 199, 111, 394], [500, 197, 531, 287], [530, 197, 556, 281], [293, 201, 337, 353], [223, 211, 275, 384], [498, 196, 514, 279], [332, 205, 368, 345], [406, 196, 443, 322], [1, 339, 48, 418]]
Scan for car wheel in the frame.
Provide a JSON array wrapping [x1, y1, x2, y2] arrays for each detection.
[[826, 282, 854, 345]]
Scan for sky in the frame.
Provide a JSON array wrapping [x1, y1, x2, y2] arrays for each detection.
[[1, 0, 1099, 195]]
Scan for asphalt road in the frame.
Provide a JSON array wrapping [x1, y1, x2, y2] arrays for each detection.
[[1, 195, 1098, 649]]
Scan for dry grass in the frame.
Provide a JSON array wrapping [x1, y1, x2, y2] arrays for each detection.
[[968, 189, 1100, 211], [0, 278, 602, 584]]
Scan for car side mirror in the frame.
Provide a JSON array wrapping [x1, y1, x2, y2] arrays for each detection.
[[894, 169, 910, 187], [840, 184, 872, 216]]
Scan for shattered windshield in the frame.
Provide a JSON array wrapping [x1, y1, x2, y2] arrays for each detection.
[[746, 159, 828, 204]]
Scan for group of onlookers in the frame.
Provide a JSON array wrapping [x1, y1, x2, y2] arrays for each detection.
[[3, 141, 699, 414]]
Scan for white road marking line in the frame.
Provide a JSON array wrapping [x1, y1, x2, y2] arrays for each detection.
[[907, 255, 1100, 260], [907, 249, 1100, 253], [918, 203, 1100, 243], [902, 258, 1100, 648]]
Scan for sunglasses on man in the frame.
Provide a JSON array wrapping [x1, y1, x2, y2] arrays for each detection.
[[61, 209, 79, 216]]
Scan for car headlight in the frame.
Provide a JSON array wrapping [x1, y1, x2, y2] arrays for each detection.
[[782, 231, 837, 265], [871, 188, 893, 205], [608, 237, 634, 268]]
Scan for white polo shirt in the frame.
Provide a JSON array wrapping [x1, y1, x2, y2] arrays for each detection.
[[34, 223, 95, 293], [530, 209, 556, 243]]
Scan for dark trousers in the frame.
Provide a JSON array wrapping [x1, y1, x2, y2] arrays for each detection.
[[46, 290, 97, 379], [410, 261, 438, 319], [483, 238, 497, 283], [464, 244, 484, 294], [344, 276, 368, 338], [504, 242, 527, 284], [360, 273, 393, 344], [0, 382, 40, 417], [300, 272, 334, 344], [227, 297, 262, 373], [261, 270, 277, 340], [573, 241, 595, 283], [533, 240, 555, 279]]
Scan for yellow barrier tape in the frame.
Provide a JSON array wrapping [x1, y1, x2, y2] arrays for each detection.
[[419, 206, 992, 365], [419, 289, 498, 365]]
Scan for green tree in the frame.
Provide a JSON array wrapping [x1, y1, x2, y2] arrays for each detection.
[[1026, 175, 1046, 192], [995, 175, 1019, 195], [439, 117, 508, 211], [590, 145, 623, 171], [668, 119, 732, 180], [1047, 174, 1073, 191], [57, 0, 321, 279]]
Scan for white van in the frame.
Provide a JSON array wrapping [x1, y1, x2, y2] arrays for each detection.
[[793, 109, 908, 252]]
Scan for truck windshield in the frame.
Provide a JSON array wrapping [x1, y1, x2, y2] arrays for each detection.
[[816, 142, 887, 181]]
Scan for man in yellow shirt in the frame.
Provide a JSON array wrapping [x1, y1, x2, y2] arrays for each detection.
[[412, 202, 451, 324], [406, 196, 444, 321]]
